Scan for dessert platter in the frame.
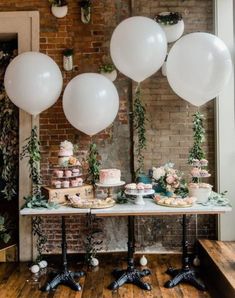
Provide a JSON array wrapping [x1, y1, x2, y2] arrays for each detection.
[[125, 182, 154, 205], [153, 194, 197, 208], [66, 194, 116, 209]]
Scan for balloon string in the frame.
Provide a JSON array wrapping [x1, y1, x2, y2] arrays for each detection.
[[135, 82, 141, 94]]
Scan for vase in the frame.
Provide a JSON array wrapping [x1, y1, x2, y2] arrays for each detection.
[[51, 5, 68, 18], [63, 55, 73, 71], [81, 7, 91, 24], [158, 12, 184, 43], [100, 69, 117, 82], [153, 184, 173, 197], [136, 174, 152, 184]]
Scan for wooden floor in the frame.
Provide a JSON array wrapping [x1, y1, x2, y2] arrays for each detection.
[[0, 254, 211, 298]]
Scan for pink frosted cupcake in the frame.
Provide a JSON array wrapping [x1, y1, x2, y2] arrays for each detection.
[[144, 184, 153, 193], [62, 180, 70, 188], [65, 170, 72, 178], [72, 168, 80, 177], [137, 183, 145, 194], [55, 170, 63, 178], [125, 183, 137, 194], [53, 180, 61, 189], [191, 167, 200, 178], [76, 177, 83, 186], [200, 159, 208, 167], [200, 169, 211, 177], [71, 179, 79, 187]]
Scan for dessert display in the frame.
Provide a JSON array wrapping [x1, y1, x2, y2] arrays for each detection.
[[99, 168, 121, 184], [188, 159, 212, 203], [154, 195, 197, 207], [58, 140, 73, 166], [66, 194, 115, 209], [125, 183, 137, 193]]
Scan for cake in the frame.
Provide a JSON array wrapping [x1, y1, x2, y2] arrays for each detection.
[[125, 183, 137, 193], [58, 140, 73, 166], [137, 183, 145, 193], [99, 169, 121, 184]]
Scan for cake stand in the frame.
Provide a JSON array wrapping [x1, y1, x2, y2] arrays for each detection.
[[125, 189, 155, 205], [95, 181, 125, 198]]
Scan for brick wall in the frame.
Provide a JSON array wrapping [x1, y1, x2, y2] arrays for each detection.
[[0, 0, 216, 253]]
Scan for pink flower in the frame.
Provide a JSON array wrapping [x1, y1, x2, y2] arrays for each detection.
[[166, 175, 175, 184]]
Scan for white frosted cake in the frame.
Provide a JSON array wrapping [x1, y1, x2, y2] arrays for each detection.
[[58, 140, 73, 166], [99, 169, 121, 185]]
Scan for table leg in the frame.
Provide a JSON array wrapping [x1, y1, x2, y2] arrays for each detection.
[[41, 216, 84, 292], [108, 216, 151, 291], [164, 214, 206, 291]]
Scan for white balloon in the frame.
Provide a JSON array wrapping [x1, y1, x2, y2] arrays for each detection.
[[166, 32, 232, 106], [4, 52, 63, 115], [63, 73, 119, 136], [110, 16, 167, 83]]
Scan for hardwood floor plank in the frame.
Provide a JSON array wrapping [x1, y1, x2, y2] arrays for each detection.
[[0, 254, 212, 298]]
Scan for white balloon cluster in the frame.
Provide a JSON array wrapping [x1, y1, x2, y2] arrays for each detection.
[[4, 18, 233, 135]]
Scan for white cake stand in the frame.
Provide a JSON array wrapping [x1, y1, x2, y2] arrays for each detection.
[[95, 181, 125, 198], [125, 189, 155, 205]]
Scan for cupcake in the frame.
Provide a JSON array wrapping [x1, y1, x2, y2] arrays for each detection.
[[144, 184, 152, 192], [76, 177, 83, 186], [200, 159, 208, 167], [65, 170, 72, 178], [72, 168, 80, 177], [191, 167, 200, 178], [55, 170, 63, 178], [54, 181, 61, 189], [71, 179, 79, 187], [200, 169, 210, 177], [137, 183, 145, 194], [125, 183, 137, 193], [62, 180, 70, 188]]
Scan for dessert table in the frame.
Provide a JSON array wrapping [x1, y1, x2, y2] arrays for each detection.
[[91, 199, 231, 291], [20, 206, 90, 292], [20, 200, 231, 292]]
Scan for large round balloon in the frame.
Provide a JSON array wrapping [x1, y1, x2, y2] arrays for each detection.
[[63, 73, 119, 136], [166, 32, 232, 106], [4, 52, 63, 115], [110, 16, 167, 83]]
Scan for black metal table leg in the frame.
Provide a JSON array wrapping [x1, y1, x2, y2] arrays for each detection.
[[108, 216, 151, 291], [41, 216, 84, 292], [164, 214, 206, 291]]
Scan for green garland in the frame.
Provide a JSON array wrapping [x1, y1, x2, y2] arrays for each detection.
[[133, 84, 147, 177], [87, 142, 101, 185], [0, 87, 18, 200], [188, 112, 206, 164]]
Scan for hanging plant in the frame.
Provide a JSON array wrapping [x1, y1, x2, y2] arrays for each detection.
[[79, 0, 92, 24], [98, 63, 117, 82], [133, 84, 147, 177], [155, 12, 182, 26], [48, 0, 68, 18], [63, 48, 74, 71], [87, 142, 101, 185]]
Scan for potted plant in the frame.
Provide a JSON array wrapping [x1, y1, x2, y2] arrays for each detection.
[[63, 48, 74, 71], [154, 12, 184, 43], [98, 63, 117, 82], [79, 0, 92, 24], [49, 0, 68, 18]]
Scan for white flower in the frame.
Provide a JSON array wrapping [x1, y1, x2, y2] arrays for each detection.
[[152, 166, 165, 180], [60, 140, 73, 151]]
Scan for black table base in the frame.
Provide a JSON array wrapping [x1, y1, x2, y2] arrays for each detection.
[[164, 214, 206, 291], [108, 216, 152, 291], [41, 216, 84, 292]]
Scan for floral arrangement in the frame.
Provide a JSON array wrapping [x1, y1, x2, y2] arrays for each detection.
[[48, 0, 68, 6], [60, 140, 73, 152], [154, 12, 182, 26], [98, 63, 115, 74], [152, 163, 183, 194]]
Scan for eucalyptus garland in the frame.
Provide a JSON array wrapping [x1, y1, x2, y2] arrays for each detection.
[[133, 84, 147, 177], [0, 87, 18, 200], [188, 112, 206, 164], [87, 142, 101, 185]]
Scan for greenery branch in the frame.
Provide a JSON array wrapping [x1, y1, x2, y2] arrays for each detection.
[[133, 84, 147, 177], [87, 142, 101, 186], [188, 112, 206, 183], [155, 12, 182, 26], [98, 63, 115, 73]]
